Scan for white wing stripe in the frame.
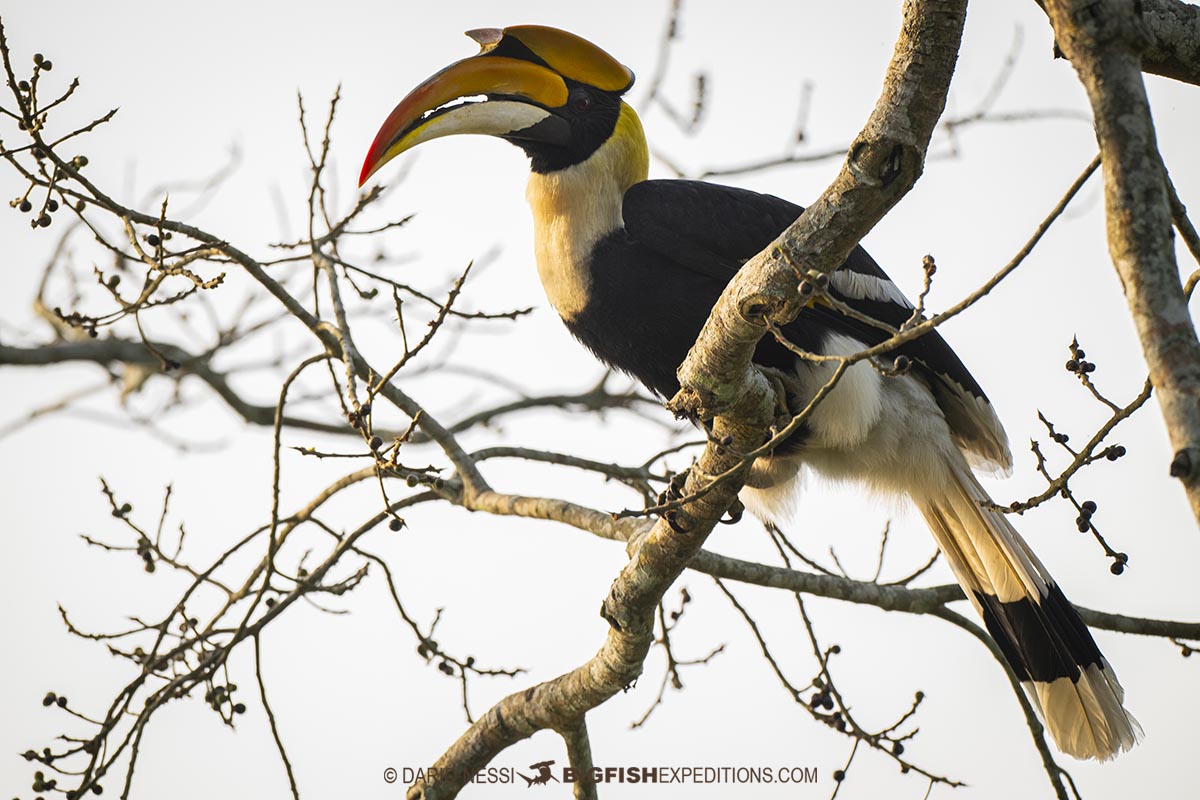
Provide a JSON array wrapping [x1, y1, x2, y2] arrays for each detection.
[[829, 270, 913, 308]]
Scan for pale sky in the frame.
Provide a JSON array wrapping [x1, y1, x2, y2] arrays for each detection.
[[2, 2, 1198, 799]]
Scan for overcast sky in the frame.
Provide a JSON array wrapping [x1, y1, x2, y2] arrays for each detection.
[[2, 2, 1198, 799]]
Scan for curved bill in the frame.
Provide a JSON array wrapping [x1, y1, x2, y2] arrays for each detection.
[[359, 56, 570, 185]]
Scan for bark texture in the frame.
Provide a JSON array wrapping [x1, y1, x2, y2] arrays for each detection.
[[1037, 0, 1200, 86], [1044, 0, 1200, 522], [1141, 0, 1200, 85]]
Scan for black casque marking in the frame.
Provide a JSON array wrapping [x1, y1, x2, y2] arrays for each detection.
[[480, 35, 550, 70]]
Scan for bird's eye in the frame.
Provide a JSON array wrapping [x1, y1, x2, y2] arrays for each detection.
[[569, 89, 593, 113]]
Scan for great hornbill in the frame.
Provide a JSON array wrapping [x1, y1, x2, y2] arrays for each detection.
[[359, 25, 1139, 760]]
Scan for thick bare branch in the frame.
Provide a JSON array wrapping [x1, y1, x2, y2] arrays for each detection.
[[560, 721, 598, 800], [1139, 0, 1200, 85], [1043, 0, 1200, 524], [1036, 0, 1200, 86], [668, 0, 967, 421]]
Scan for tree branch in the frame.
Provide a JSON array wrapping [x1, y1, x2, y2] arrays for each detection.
[[668, 0, 967, 421], [1043, 0, 1200, 524], [1139, 0, 1200, 85], [560, 720, 598, 800], [1036, 0, 1200, 86]]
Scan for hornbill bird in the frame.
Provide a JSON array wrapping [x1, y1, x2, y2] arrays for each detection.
[[359, 25, 1140, 760]]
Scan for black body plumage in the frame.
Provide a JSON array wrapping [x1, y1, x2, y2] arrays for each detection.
[[565, 179, 986, 451]]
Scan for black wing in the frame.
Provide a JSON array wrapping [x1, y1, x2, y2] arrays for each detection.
[[622, 179, 1010, 470]]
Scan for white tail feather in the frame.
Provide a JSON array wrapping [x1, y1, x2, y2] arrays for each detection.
[[1030, 666, 1141, 760], [918, 457, 1140, 761]]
